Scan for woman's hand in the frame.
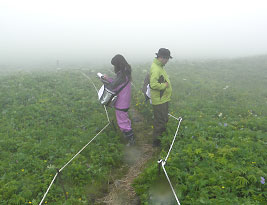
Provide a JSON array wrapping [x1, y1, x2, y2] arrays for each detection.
[[102, 74, 108, 80]]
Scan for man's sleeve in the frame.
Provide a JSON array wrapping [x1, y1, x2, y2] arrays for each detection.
[[150, 67, 166, 90]]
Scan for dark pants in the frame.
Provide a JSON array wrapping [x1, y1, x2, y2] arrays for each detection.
[[153, 102, 169, 139]]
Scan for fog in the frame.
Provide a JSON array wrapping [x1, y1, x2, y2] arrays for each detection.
[[1, 0, 267, 68]]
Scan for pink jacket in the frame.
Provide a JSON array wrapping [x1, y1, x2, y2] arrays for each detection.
[[105, 72, 131, 110]]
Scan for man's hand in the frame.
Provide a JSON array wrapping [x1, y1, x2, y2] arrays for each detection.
[[165, 82, 169, 88]]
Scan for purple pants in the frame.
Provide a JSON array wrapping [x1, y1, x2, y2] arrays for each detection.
[[115, 110, 132, 132]]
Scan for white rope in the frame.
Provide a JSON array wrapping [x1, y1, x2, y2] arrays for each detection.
[[165, 117, 182, 162], [168, 113, 180, 121], [39, 71, 182, 204], [39, 173, 58, 205], [113, 72, 182, 203], [80, 71, 110, 123], [80, 71, 98, 93], [131, 82, 137, 89], [59, 123, 110, 172], [162, 163, 181, 205], [158, 114, 183, 205], [58, 71, 111, 173], [104, 105, 110, 123], [129, 76, 182, 203], [39, 124, 110, 205], [39, 71, 111, 204]]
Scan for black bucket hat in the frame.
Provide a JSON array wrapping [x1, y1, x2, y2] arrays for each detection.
[[155, 48, 173, 59]]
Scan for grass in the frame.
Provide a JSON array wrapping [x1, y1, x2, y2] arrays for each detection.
[[0, 55, 266, 204]]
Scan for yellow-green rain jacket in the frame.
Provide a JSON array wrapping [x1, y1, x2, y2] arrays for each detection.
[[150, 58, 172, 105]]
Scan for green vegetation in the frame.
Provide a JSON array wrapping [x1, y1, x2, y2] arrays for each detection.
[[0, 55, 266, 204], [132, 56, 267, 204], [0, 70, 123, 204]]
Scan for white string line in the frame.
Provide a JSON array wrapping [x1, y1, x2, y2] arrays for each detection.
[[80, 71, 110, 123], [168, 113, 180, 121], [126, 74, 182, 203], [162, 163, 181, 205], [39, 72, 111, 205], [83, 72, 180, 203], [165, 117, 182, 162], [80, 71, 98, 93], [131, 82, 137, 89], [103, 105, 110, 123], [39, 173, 59, 205], [83, 71, 181, 204], [157, 114, 182, 205], [131, 78, 182, 203], [59, 123, 110, 172], [39, 123, 110, 205]]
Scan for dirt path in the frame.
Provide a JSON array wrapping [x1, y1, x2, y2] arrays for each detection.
[[96, 108, 157, 205]]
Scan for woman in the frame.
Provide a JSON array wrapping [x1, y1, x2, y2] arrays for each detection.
[[102, 54, 134, 146]]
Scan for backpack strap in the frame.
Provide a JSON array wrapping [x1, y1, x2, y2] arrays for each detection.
[[115, 80, 130, 95]]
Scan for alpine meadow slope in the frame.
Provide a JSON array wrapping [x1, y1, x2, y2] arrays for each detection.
[[0, 55, 266, 204], [132, 56, 267, 204]]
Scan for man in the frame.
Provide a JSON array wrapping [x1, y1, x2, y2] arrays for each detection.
[[150, 48, 172, 146]]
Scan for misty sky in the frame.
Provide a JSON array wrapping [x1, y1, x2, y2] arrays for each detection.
[[1, 0, 267, 66]]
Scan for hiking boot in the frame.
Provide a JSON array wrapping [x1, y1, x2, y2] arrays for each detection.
[[123, 130, 135, 146], [126, 135, 135, 146]]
